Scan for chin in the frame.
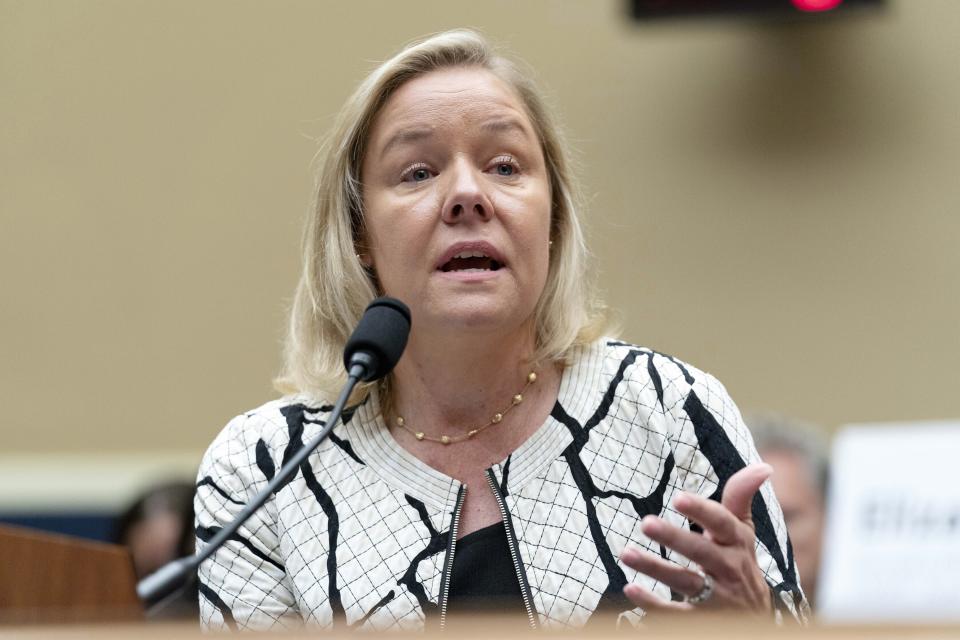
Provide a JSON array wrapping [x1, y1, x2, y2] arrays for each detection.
[[424, 298, 531, 335]]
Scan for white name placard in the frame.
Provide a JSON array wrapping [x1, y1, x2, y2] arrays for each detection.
[[818, 421, 960, 623]]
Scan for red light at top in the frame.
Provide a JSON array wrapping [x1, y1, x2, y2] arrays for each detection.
[[791, 0, 844, 11]]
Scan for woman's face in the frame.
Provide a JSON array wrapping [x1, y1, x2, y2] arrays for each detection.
[[360, 67, 552, 339]]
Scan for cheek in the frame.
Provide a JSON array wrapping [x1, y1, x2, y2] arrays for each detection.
[[519, 201, 552, 280], [529, 201, 555, 273], [500, 187, 552, 244], [365, 193, 438, 257]]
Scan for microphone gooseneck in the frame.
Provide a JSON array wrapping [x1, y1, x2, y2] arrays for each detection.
[[137, 296, 411, 611]]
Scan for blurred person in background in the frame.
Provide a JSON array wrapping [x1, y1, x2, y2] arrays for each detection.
[[747, 413, 829, 610], [115, 481, 199, 619]]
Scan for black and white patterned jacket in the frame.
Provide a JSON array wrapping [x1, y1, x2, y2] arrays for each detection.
[[195, 339, 807, 631]]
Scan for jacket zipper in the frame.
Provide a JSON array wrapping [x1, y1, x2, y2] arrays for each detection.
[[438, 484, 466, 631], [485, 468, 539, 629]]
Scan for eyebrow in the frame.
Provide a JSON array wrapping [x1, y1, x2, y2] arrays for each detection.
[[479, 118, 533, 139], [378, 118, 534, 158], [379, 126, 436, 158]]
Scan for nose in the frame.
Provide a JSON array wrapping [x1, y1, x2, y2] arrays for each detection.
[[440, 159, 494, 224]]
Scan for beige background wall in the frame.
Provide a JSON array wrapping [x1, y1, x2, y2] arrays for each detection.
[[2, 1, 958, 470]]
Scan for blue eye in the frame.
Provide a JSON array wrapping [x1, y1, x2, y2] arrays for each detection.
[[496, 163, 514, 176], [402, 164, 432, 183]]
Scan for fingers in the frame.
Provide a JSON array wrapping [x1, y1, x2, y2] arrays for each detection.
[[668, 463, 772, 547], [672, 492, 741, 545], [623, 581, 694, 614], [719, 463, 772, 523], [621, 547, 705, 597], [639, 516, 738, 581], [619, 465, 776, 617]]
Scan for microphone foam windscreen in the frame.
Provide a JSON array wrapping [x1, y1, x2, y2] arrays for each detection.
[[343, 297, 411, 381]]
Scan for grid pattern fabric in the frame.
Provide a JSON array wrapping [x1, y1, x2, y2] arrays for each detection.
[[195, 339, 807, 631]]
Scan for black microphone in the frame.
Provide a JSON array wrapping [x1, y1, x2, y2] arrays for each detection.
[[344, 296, 411, 381], [137, 296, 411, 611]]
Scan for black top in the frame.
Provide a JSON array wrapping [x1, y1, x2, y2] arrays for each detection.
[[446, 521, 525, 623]]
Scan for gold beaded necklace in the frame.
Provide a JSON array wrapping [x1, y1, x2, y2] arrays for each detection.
[[394, 371, 537, 445]]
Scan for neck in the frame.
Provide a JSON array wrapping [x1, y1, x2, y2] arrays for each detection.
[[387, 325, 540, 436]]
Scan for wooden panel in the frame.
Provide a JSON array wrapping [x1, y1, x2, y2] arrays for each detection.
[[0, 524, 142, 623], [3, 618, 960, 638]]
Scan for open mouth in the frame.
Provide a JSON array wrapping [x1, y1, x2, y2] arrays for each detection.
[[440, 251, 503, 273]]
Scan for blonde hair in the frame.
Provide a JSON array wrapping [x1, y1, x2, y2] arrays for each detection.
[[275, 29, 608, 400]]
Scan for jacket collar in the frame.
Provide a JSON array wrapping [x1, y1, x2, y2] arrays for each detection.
[[340, 339, 606, 509]]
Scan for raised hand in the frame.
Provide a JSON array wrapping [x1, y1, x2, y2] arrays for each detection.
[[620, 463, 774, 614]]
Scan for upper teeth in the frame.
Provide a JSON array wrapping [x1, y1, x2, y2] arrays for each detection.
[[454, 251, 490, 259]]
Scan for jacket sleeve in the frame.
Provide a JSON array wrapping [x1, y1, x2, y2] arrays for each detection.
[[671, 368, 810, 623], [194, 411, 303, 631]]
